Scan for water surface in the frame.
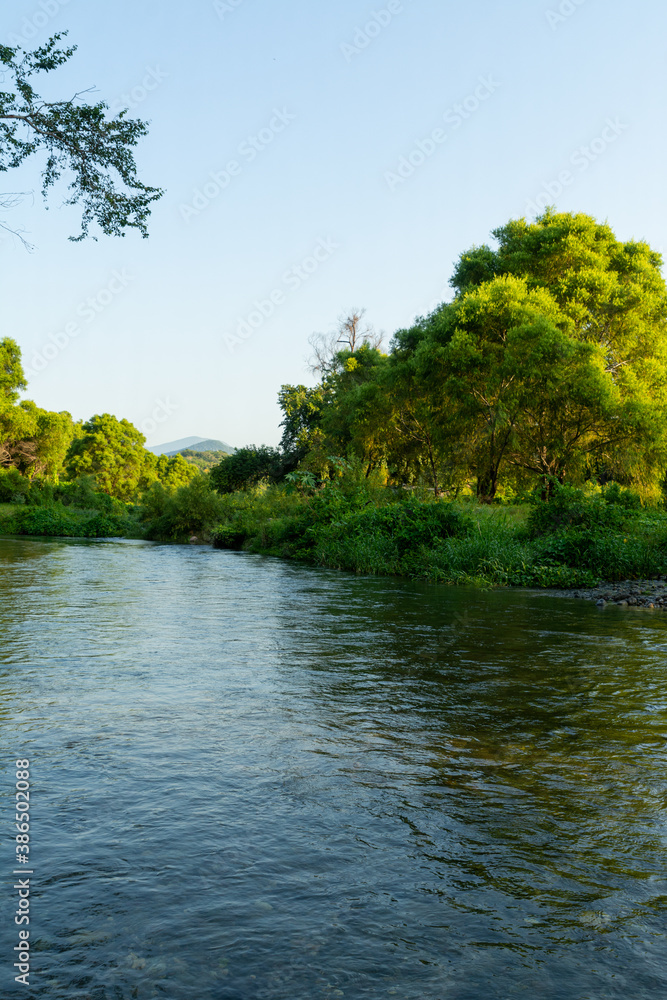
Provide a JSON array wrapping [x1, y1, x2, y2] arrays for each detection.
[[1, 537, 666, 998]]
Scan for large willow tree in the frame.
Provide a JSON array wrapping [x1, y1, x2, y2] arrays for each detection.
[[422, 210, 667, 498], [281, 211, 667, 500]]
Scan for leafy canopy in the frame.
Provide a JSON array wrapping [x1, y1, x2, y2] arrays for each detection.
[[210, 447, 283, 494], [0, 33, 163, 241], [0, 337, 26, 405], [65, 413, 151, 500]]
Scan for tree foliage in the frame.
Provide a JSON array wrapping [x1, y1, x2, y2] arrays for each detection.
[[210, 446, 283, 494], [0, 337, 27, 403], [65, 413, 150, 499], [280, 212, 667, 502], [278, 384, 325, 463], [0, 341, 75, 476], [0, 33, 163, 241]]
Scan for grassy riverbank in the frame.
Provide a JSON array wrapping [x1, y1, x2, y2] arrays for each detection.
[[209, 478, 667, 589], [0, 494, 137, 540], [3, 474, 666, 590]]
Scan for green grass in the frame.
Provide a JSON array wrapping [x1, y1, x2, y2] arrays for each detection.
[[209, 481, 667, 588]]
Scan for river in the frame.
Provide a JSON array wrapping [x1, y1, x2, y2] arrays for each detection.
[[1, 537, 666, 998]]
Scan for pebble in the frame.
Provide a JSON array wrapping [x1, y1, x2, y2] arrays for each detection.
[[549, 577, 667, 610]]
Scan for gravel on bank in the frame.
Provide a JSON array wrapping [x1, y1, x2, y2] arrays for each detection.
[[547, 578, 667, 610]]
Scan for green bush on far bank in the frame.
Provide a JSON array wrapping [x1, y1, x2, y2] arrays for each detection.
[[0, 471, 137, 538], [208, 474, 667, 588], [5, 503, 133, 538]]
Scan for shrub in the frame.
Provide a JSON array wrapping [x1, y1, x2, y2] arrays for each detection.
[[533, 529, 667, 581], [7, 504, 81, 536], [0, 468, 29, 503], [140, 475, 225, 540], [81, 514, 127, 537], [210, 447, 283, 494], [602, 481, 643, 510], [527, 482, 627, 535], [311, 493, 472, 573]]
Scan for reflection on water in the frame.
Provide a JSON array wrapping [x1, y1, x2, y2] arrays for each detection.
[[1, 536, 666, 998]]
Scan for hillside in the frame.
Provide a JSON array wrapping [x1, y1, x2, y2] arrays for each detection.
[[149, 437, 236, 457]]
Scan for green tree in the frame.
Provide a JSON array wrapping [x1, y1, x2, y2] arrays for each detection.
[[318, 344, 390, 472], [0, 33, 162, 242], [210, 446, 283, 494], [307, 309, 383, 379], [388, 310, 472, 496], [451, 210, 667, 377], [65, 413, 150, 499], [0, 399, 38, 471], [447, 211, 667, 497], [140, 475, 224, 540], [0, 337, 26, 403], [278, 384, 325, 464], [0, 339, 75, 479], [24, 405, 74, 478], [154, 453, 200, 489]]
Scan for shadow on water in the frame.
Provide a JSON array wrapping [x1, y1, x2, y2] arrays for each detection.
[[1, 539, 666, 998]]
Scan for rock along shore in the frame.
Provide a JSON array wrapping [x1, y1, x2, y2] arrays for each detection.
[[549, 578, 667, 610]]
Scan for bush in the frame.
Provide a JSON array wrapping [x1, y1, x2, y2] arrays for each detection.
[[140, 476, 226, 540], [527, 482, 628, 535], [5, 503, 130, 538], [211, 486, 311, 555], [81, 513, 128, 537], [0, 468, 29, 503], [210, 447, 283, 494], [7, 504, 83, 536], [314, 494, 471, 564], [603, 481, 643, 510], [206, 475, 667, 588], [533, 529, 667, 581], [54, 476, 121, 513]]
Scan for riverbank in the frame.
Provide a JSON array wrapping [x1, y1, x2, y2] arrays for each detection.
[[3, 477, 667, 597], [550, 578, 667, 609], [208, 479, 667, 591], [0, 500, 137, 539]]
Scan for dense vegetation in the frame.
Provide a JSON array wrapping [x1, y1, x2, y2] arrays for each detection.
[[179, 449, 231, 472], [3, 210, 667, 588], [205, 469, 667, 588], [271, 211, 667, 504]]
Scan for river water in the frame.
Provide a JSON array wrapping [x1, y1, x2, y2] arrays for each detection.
[[1, 537, 666, 999]]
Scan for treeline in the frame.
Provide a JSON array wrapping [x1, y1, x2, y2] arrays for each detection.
[[0, 341, 200, 503], [253, 210, 667, 504], [2, 209, 667, 560]]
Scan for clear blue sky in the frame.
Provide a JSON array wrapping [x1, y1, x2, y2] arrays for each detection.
[[3, 0, 666, 448]]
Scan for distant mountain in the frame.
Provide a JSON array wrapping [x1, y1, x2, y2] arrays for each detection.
[[148, 437, 236, 457], [167, 438, 235, 456]]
